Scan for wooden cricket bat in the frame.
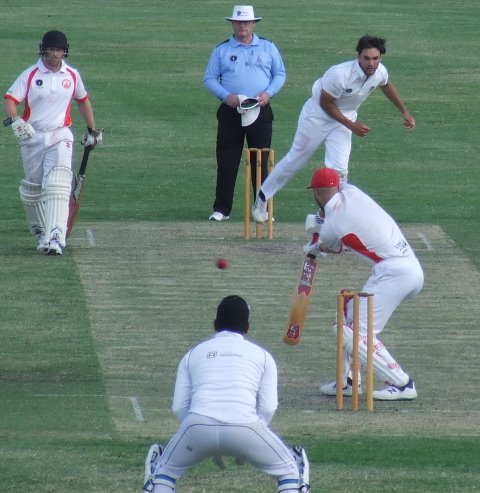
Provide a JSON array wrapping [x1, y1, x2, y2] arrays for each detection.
[[66, 145, 92, 239], [283, 233, 319, 345]]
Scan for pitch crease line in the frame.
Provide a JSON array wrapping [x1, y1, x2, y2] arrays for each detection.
[[86, 228, 96, 247], [129, 396, 145, 421], [417, 232, 434, 251]]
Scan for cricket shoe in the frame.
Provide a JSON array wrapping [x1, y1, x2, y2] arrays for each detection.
[[143, 443, 164, 492], [47, 239, 63, 256], [36, 233, 48, 253], [373, 379, 417, 401], [252, 192, 267, 223], [209, 211, 230, 221], [320, 376, 362, 397]]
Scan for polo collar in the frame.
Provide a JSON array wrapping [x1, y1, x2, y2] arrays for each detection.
[[354, 59, 368, 80], [230, 32, 259, 48], [37, 58, 67, 74]]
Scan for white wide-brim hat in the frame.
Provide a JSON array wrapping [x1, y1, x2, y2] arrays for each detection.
[[237, 95, 260, 127], [226, 5, 262, 22]]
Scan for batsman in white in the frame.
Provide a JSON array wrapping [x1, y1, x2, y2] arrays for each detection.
[[303, 168, 423, 400], [142, 295, 310, 493], [3, 30, 103, 255], [252, 34, 415, 223]]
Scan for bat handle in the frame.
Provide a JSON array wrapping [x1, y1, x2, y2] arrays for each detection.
[[306, 232, 320, 259]]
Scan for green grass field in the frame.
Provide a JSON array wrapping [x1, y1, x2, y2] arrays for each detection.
[[1, 1, 479, 492]]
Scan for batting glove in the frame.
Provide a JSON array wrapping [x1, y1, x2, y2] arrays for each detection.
[[81, 127, 104, 148], [303, 238, 327, 258], [11, 117, 35, 143], [305, 212, 324, 235]]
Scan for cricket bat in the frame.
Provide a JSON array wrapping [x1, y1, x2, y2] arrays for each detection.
[[66, 145, 92, 239], [283, 233, 319, 345]]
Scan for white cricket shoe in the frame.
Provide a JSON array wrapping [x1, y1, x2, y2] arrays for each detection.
[[373, 379, 417, 401], [320, 376, 362, 397], [209, 211, 230, 221], [143, 443, 163, 492], [36, 233, 48, 253], [47, 239, 63, 256], [252, 192, 268, 223]]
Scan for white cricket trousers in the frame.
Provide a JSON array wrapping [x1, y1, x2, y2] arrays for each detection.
[[152, 413, 299, 492], [261, 104, 352, 200], [342, 256, 424, 386]]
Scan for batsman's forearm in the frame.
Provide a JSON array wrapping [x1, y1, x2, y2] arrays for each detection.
[[76, 99, 97, 130], [3, 98, 18, 119]]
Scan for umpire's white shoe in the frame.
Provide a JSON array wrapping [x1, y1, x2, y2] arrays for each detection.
[[373, 379, 417, 401], [209, 211, 230, 221], [143, 443, 163, 492], [320, 376, 362, 397], [252, 192, 267, 223]]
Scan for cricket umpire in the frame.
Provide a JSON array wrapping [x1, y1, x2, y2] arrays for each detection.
[[142, 295, 310, 493], [204, 5, 286, 222]]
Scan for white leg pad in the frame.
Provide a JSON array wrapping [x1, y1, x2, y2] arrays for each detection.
[[44, 166, 72, 247], [335, 323, 409, 387], [19, 180, 45, 236]]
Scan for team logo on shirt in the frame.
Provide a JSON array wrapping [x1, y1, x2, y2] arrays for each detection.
[[369, 85, 377, 93], [230, 55, 237, 62], [62, 79, 72, 89], [36, 80, 43, 87], [346, 89, 352, 93], [207, 351, 217, 359]]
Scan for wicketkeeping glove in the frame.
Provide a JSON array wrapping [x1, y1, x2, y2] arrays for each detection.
[[81, 127, 104, 148], [11, 117, 35, 143]]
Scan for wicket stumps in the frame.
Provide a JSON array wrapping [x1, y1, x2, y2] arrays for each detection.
[[244, 148, 274, 240], [336, 291, 374, 411]]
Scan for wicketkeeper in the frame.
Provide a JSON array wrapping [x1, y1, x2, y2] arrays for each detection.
[[142, 295, 310, 493], [3, 30, 103, 255]]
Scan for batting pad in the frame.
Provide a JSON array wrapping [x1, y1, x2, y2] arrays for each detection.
[[44, 166, 72, 247], [19, 179, 46, 236], [336, 323, 409, 387]]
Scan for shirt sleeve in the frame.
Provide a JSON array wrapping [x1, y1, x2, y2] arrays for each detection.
[[321, 66, 345, 99], [4, 67, 32, 103], [256, 350, 278, 424], [264, 41, 286, 97], [172, 352, 192, 422], [203, 46, 230, 102]]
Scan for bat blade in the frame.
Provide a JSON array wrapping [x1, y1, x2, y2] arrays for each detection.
[[66, 146, 92, 239], [283, 233, 320, 345]]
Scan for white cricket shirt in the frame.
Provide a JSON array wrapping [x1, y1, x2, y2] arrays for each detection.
[[172, 331, 278, 424], [321, 183, 415, 264], [308, 59, 388, 121], [4, 59, 88, 131]]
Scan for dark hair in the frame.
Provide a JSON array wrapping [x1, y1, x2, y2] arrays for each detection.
[[356, 34, 386, 55], [215, 295, 250, 333]]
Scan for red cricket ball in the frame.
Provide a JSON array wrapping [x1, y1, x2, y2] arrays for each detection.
[[216, 257, 228, 270]]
